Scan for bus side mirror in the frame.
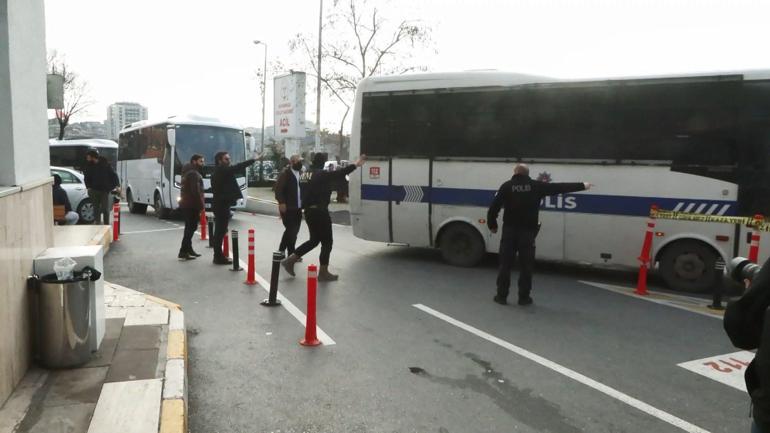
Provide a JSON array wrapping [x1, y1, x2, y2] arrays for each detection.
[[167, 127, 176, 147]]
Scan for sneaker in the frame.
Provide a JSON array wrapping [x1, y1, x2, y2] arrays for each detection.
[[493, 295, 507, 305], [187, 249, 202, 257], [518, 297, 533, 306], [213, 257, 233, 265]]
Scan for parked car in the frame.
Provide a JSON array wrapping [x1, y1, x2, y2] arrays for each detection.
[[50, 166, 94, 224]]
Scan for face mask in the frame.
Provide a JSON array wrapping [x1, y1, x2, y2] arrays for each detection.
[[292, 162, 303, 171]]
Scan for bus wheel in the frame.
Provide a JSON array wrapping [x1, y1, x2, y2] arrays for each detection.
[[154, 193, 170, 219], [127, 190, 147, 215], [659, 240, 718, 293], [439, 223, 485, 267]]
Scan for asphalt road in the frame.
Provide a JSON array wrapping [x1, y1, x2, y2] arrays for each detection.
[[104, 208, 750, 433]]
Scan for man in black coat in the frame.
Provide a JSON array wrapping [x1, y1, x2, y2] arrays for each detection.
[[83, 150, 120, 225], [487, 163, 591, 306], [210, 151, 256, 264], [274, 154, 304, 257], [281, 152, 366, 281], [724, 256, 770, 433]]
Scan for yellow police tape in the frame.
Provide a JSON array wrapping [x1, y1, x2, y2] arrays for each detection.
[[651, 208, 770, 232]]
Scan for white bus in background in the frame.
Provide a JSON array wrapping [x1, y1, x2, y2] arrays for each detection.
[[49, 138, 119, 171], [117, 115, 249, 218], [349, 71, 770, 292]]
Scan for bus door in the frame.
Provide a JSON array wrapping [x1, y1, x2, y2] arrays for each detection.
[[390, 157, 431, 246], [357, 157, 391, 243]]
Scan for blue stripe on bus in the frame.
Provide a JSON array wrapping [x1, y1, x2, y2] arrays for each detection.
[[360, 184, 737, 217]]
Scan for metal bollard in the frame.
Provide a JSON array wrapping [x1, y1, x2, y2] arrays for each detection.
[[207, 218, 215, 248], [230, 230, 242, 271], [261, 252, 283, 307], [708, 257, 726, 311], [300, 264, 321, 346]]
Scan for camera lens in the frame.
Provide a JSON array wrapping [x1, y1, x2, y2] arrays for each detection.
[[727, 257, 762, 282]]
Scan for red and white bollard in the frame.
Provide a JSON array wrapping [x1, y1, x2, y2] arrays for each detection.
[[223, 233, 230, 259], [300, 264, 321, 347], [200, 210, 208, 241], [749, 214, 763, 263], [635, 205, 658, 296], [245, 229, 257, 285], [112, 202, 120, 242]]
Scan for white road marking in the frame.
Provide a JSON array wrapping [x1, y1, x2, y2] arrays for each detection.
[[194, 226, 337, 345], [239, 257, 336, 346], [121, 227, 184, 235], [413, 304, 711, 433], [579, 280, 722, 320], [678, 351, 754, 392]]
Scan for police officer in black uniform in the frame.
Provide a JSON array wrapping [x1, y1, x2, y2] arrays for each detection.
[[487, 164, 591, 306], [281, 152, 366, 281], [211, 151, 257, 265]]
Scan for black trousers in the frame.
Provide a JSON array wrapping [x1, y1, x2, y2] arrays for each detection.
[[496, 226, 537, 300], [212, 203, 230, 259], [179, 208, 199, 253], [294, 208, 333, 265], [279, 209, 302, 255]]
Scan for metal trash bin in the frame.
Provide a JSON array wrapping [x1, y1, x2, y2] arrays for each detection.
[[29, 268, 99, 368]]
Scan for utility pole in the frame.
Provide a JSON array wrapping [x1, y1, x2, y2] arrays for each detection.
[[315, 0, 323, 153]]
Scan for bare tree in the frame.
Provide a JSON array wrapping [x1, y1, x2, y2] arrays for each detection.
[[290, 0, 433, 152], [48, 51, 93, 140]]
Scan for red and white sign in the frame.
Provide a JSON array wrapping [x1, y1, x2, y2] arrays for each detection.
[[369, 166, 380, 179], [678, 350, 754, 391], [273, 72, 306, 139]]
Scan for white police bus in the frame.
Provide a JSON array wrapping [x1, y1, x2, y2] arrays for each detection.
[[49, 138, 119, 171], [117, 115, 249, 218], [349, 71, 770, 292]]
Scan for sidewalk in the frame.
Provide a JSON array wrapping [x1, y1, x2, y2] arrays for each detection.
[[0, 282, 187, 433], [246, 187, 351, 225]]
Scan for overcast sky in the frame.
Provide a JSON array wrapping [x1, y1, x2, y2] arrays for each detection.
[[44, 0, 770, 131]]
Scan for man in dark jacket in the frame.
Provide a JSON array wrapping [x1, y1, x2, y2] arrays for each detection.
[[724, 256, 770, 432], [274, 154, 304, 257], [211, 151, 256, 264], [83, 150, 120, 225], [487, 164, 591, 306], [281, 152, 366, 281], [178, 154, 205, 260]]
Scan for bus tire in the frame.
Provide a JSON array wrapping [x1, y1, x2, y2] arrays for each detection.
[[658, 240, 718, 293], [127, 190, 147, 215], [154, 193, 170, 219], [438, 223, 485, 267]]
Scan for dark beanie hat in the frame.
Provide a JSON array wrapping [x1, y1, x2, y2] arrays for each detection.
[[312, 152, 328, 168]]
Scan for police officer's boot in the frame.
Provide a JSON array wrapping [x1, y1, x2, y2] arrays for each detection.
[[318, 265, 339, 281], [281, 254, 301, 277]]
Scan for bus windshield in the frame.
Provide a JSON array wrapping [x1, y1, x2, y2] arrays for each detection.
[[174, 125, 245, 173]]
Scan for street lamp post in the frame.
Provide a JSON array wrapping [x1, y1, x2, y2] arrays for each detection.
[[253, 40, 267, 181]]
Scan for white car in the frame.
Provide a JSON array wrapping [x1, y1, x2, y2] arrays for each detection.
[[50, 166, 94, 224]]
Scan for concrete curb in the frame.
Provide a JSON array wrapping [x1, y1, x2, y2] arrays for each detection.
[[102, 283, 188, 433], [160, 307, 187, 433]]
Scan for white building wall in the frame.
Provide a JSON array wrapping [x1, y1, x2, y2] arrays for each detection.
[[0, 0, 49, 187]]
